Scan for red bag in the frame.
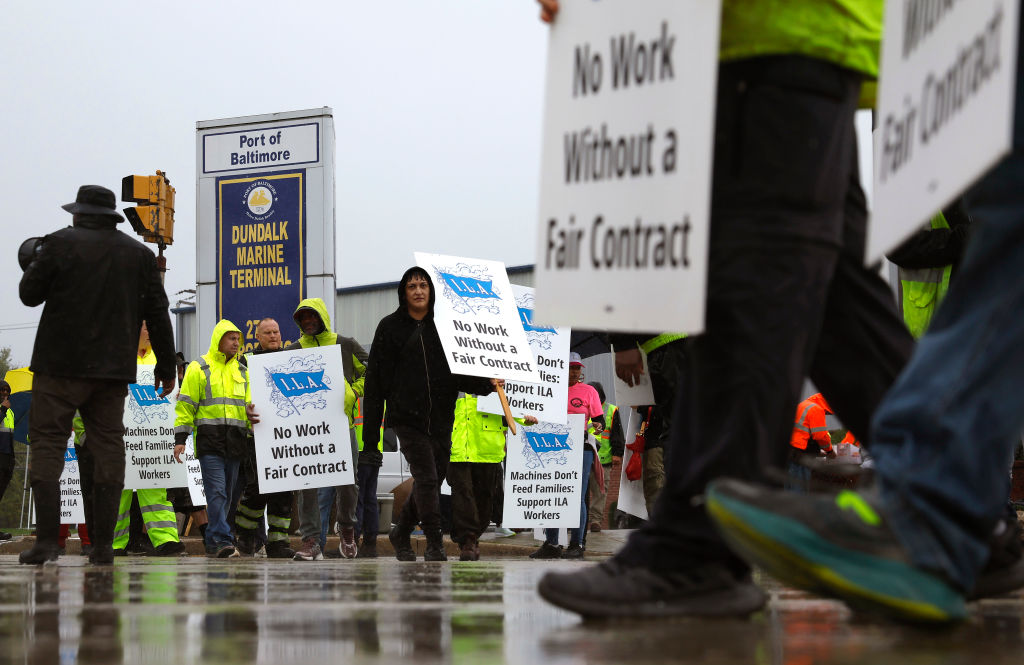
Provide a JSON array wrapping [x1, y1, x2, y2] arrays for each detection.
[[625, 408, 652, 481]]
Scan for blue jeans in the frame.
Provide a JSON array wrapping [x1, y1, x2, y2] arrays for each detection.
[[872, 38, 1024, 591], [198, 455, 241, 550], [546, 448, 595, 547]]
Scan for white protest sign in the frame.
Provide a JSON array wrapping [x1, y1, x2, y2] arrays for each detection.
[[415, 252, 540, 383], [59, 440, 86, 525], [123, 366, 187, 490], [533, 0, 720, 333], [502, 414, 585, 528], [869, 0, 1020, 260], [616, 408, 648, 520], [477, 285, 571, 424], [611, 348, 655, 408], [184, 437, 206, 506], [249, 346, 353, 493]]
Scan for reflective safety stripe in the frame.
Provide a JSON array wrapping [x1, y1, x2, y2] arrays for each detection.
[[267, 515, 290, 528], [197, 360, 214, 402], [174, 425, 193, 435], [139, 503, 171, 515], [640, 333, 686, 355], [113, 526, 130, 540], [143, 520, 178, 530], [200, 397, 247, 407], [901, 267, 945, 284], [267, 531, 290, 543], [195, 417, 249, 429], [793, 423, 811, 433], [177, 394, 198, 408], [237, 504, 264, 519], [0, 427, 11, 433], [236, 514, 260, 530], [808, 426, 829, 433]]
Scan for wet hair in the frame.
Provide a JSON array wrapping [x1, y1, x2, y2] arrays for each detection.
[[398, 266, 435, 313], [0, 380, 10, 393], [589, 381, 605, 403]]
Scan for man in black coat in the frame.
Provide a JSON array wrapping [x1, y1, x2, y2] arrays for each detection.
[[362, 266, 498, 561], [18, 185, 176, 565]]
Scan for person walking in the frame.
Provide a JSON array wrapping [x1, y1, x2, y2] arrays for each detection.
[[18, 184, 176, 565], [362, 267, 498, 562]]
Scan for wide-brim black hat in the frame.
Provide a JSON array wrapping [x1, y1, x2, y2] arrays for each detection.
[[61, 185, 123, 220]]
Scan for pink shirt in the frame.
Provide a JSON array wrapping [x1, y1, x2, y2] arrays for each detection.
[[567, 382, 603, 420]]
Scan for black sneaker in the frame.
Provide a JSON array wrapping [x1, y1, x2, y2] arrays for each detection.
[[529, 542, 564, 560], [147, 541, 187, 557], [970, 509, 1024, 600], [563, 543, 585, 560], [208, 544, 236, 559], [706, 478, 965, 622], [538, 557, 767, 618], [389, 526, 416, 562], [357, 541, 378, 559], [265, 541, 295, 559], [0, 531, 13, 541]]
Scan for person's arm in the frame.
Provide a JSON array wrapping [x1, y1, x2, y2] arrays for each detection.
[[806, 406, 834, 457], [172, 363, 202, 462], [141, 252, 177, 397], [609, 411, 625, 458], [361, 321, 394, 450], [19, 234, 62, 307], [349, 339, 369, 397]]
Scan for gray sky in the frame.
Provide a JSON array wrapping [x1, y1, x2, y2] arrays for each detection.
[[0, 0, 549, 365]]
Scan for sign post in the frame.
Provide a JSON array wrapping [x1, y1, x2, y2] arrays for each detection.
[[196, 108, 336, 354], [533, 0, 721, 333]]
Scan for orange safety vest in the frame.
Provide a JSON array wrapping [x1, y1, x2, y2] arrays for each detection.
[[790, 393, 833, 453]]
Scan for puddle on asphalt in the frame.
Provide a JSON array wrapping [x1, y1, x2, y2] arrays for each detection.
[[0, 557, 1020, 664]]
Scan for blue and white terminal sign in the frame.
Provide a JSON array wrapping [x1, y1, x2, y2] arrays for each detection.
[[195, 109, 336, 354]]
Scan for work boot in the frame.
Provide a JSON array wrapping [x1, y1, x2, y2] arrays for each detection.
[[529, 542, 563, 560], [424, 528, 447, 562], [389, 524, 416, 562], [339, 526, 357, 559], [88, 483, 123, 565], [265, 540, 295, 559], [563, 542, 586, 560], [0, 531, 12, 541], [147, 541, 187, 557], [235, 531, 257, 557], [19, 481, 61, 565], [459, 537, 476, 562], [357, 537, 377, 559]]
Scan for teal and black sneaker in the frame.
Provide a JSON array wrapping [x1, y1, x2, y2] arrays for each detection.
[[706, 478, 967, 623]]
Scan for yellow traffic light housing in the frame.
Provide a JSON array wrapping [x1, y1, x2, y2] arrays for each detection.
[[122, 170, 174, 246]]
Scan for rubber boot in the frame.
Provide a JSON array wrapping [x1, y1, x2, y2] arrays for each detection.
[[424, 528, 447, 562], [88, 483, 123, 565], [19, 482, 61, 564]]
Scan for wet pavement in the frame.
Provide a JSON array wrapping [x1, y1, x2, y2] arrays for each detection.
[[0, 552, 1021, 664]]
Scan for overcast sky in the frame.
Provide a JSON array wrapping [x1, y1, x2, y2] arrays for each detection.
[[0, 0, 549, 365]]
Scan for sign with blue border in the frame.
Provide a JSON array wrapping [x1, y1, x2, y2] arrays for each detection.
[[217, 170, 306, 354]]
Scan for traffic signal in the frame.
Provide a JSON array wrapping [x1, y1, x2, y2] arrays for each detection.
[[122, 170, 174, 245]]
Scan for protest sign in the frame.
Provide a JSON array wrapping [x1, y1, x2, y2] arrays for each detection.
[[477, 285, 571, 424], [249, 346, 353, 493], [534, 0, 720, 333], [616, 408, 648, 520], [503, 414, 585, 528], [184, 437, 206, 506], [59, 440, 86, 525], [869, 0, 1020, 260], [414, 252, 540, 384], [123, 366, 187, 490]]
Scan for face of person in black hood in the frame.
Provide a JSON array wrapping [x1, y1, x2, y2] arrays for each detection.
[[405, 274, 431, 320]]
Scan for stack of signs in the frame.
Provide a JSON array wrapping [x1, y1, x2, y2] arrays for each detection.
[[59, 438, 86, 525], [123, 366, 187, 490], [616, 408, 648, 520], [477, 285, 570, 424], [184, 437, 206, 506], [502, 414, 586, 528], [249, 345, 353, 494], [414, 252, 540, 384], [533, 0, 720, 333], [869, 0, 1020, 260]]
